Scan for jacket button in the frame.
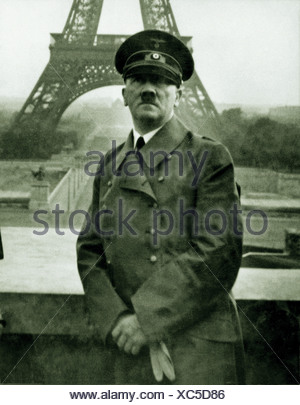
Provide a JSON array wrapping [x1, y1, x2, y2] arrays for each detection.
[[167, 154, 172, 160], [107, 180, 112, 187], [102, 204, 107, 209], [145, 228, 155, 235], [150, 255, 157, 263], [153, 202, 158, 209], [158, 176, 164, 182], [107, 260, 111, 265], [146, 228, 156, 235]]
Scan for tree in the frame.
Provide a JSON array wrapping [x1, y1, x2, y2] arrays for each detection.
[[219, 108, 247, 165], [241, 117, 300, 172]]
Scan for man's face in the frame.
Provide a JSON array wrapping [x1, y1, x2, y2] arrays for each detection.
[[122, 73, 182, 132]]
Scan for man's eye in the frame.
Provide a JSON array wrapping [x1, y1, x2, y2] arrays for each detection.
[[151, 76, 160, 84], [131, 76, 143, 83]]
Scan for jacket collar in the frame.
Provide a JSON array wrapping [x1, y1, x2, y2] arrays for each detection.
[[141, 115, 189, 168], [115, 115, 189, 171]]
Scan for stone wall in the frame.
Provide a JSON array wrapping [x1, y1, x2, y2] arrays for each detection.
[[278, 173, 300, 197], [236, 167, 300, 197], [235, 167, 278, 195]]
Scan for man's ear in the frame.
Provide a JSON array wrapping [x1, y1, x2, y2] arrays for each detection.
[[174, 88, 182, 108], [122, 88, 128, 106]]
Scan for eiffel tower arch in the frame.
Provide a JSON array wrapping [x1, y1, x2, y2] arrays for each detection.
[[8, 0, 219, 158]]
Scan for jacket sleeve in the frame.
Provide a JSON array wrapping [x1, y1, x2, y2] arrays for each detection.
[[131, 143, 243, 342], [0, 230, 3, 260], [76, 174, 129, 342]]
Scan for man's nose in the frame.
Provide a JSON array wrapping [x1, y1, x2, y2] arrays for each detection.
[[141, 87, 156, 103]]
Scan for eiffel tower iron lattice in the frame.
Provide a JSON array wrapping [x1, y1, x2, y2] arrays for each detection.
[[8, 0, 219, 158]]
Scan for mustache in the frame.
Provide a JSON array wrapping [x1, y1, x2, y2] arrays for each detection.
[[140, 92, 157, 104]]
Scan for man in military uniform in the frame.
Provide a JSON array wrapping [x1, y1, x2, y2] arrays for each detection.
[[77, 30, 245, 384]]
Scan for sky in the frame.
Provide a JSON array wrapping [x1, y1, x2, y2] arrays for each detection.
[[0, 0, 299, 106]]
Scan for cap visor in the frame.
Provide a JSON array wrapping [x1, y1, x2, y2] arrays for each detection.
[[124, 64, 180, 86]]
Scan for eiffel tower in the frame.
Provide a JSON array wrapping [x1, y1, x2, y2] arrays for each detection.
[[8, 0, 219, 157]]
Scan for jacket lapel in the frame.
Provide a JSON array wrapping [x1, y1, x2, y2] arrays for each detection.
[[118, 156, 158, 202], [114, 131, 135, 172], [114, 116, 188, 202], [115, 132, 157, 202], [141, 115, 189, 168]]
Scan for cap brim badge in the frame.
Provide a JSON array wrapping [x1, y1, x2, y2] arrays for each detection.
[[152, 53, 160, 60]]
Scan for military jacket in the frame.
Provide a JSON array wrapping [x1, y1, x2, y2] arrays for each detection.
[[77, 116, 243, 349]]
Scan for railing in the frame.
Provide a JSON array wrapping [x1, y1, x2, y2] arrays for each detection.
[[48, 166, 89, 212]]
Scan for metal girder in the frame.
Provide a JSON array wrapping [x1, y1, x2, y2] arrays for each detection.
[[177, 71, 220, 134], [13, 35, 126, 131], [139, 0, 180, 35], [62, 0, 104, 44], [139, 0, 219, 131], [8, 0, 220, 158]]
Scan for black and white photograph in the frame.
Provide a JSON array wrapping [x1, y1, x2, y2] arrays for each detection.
[[0, 0, 299, 396]]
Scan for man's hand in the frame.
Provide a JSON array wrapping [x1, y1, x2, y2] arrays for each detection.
[[111, 314, 147, 355]]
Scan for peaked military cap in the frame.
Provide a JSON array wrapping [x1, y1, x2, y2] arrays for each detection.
[[115, 30, 194, 87]]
